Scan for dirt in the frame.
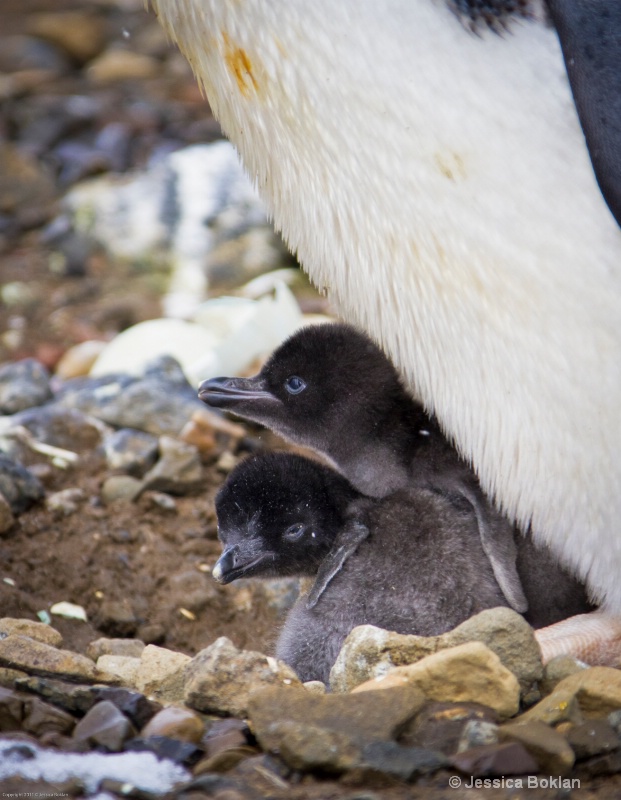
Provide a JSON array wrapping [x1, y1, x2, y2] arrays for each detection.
[[0, 0, 297, 662]]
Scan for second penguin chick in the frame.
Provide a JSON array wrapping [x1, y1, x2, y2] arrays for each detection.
[[213, 452, 592, 685], [201, 323, 531, 614]]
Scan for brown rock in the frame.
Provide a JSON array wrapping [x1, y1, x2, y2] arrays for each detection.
[[135, 644, 191, 703], [400, 701, 499, 755], [541, 655, 587, 695], [248, 684, 426, 754], [194, 746, 258, 775], [520, 687, 584, 726], [141, 705, 205, 744], [28, 12, 106, 63], [86, 637, 145, 662], [452, 741, 539, 777], [55, 340, 107, 380], [567, 720, 620, 760], [523, 666, 621, 725], [95, 600, 138, 638], [558, 667, 621, 717], [0, 618, 62, 648], [87, 50, 160, 83], [330, 608, 542, 696], [96, 655, 140, 687], [0, 494, 15, 534], [0, 685, 24, 731], [0, 635, 116, 684], [269, 720, 362, 774], [22, 696, 75, 736], [498, 720, 575, 775], [184, 637, 300, 718]]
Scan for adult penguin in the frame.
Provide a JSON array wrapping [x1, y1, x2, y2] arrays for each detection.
[[149, 1, 621, 638]]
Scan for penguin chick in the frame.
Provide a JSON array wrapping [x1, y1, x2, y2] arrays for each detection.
[[213, 452, 593, 684], [213, 451, 359, 584], [201, 323, 443, 499], [202, 323, 530, 614]]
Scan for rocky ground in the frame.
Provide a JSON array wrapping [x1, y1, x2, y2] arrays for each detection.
[[2, 1, 621, 798]]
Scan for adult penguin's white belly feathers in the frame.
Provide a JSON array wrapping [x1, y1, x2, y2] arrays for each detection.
[[150, 1, 621, 610]]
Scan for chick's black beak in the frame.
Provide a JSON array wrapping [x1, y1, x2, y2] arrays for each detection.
[[212, 545, 238, 584], [198, 375, 274, 408], [212, 543, 271, 584]]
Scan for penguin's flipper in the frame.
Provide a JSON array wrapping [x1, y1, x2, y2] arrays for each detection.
[[456, 487, 529, 614], [306, 519, 370, 609], [547, 0, 621, 228]]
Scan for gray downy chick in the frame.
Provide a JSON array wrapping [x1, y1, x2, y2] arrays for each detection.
[[200, 323, 591, 620], [213, 452, 592, 684]]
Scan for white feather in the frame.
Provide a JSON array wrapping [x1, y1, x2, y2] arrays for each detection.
[[150, 0, 621, 610]]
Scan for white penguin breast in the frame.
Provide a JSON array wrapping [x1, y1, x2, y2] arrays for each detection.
[[152, 0, 621, 609]]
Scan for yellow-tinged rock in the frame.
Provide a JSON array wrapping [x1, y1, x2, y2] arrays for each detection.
[[0, 635, 116, 684], [353, 642, 520, 719], [0, 618, 62, 648]]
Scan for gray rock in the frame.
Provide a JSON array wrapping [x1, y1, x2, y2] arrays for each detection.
[[184, 637, 301, 718], [358, 740, 448, 782], [143, 491, 177, 512], [567, 720, 620, 760], [457, 719, 500, 753], [102, 428, 159, 476], [45, 487, 86, 517], [0, 359, 51, 414], [140, 436, 202, 495], [92, 686, 162, 730], [54, 365, 204, 437], [609, 709, 621, 736], [0, 35, 70, 75], [0, 456, 44, 514], [0, 406, 106, 459], [14, 676, 98, 716], [73, 700, 135, 751]]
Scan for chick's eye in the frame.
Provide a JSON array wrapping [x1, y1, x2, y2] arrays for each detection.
[[284, 375, 306, 395], [284, 523, 305, 541]]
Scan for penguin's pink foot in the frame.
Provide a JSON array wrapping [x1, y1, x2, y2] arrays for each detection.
[[535, 611, 621, 666]]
